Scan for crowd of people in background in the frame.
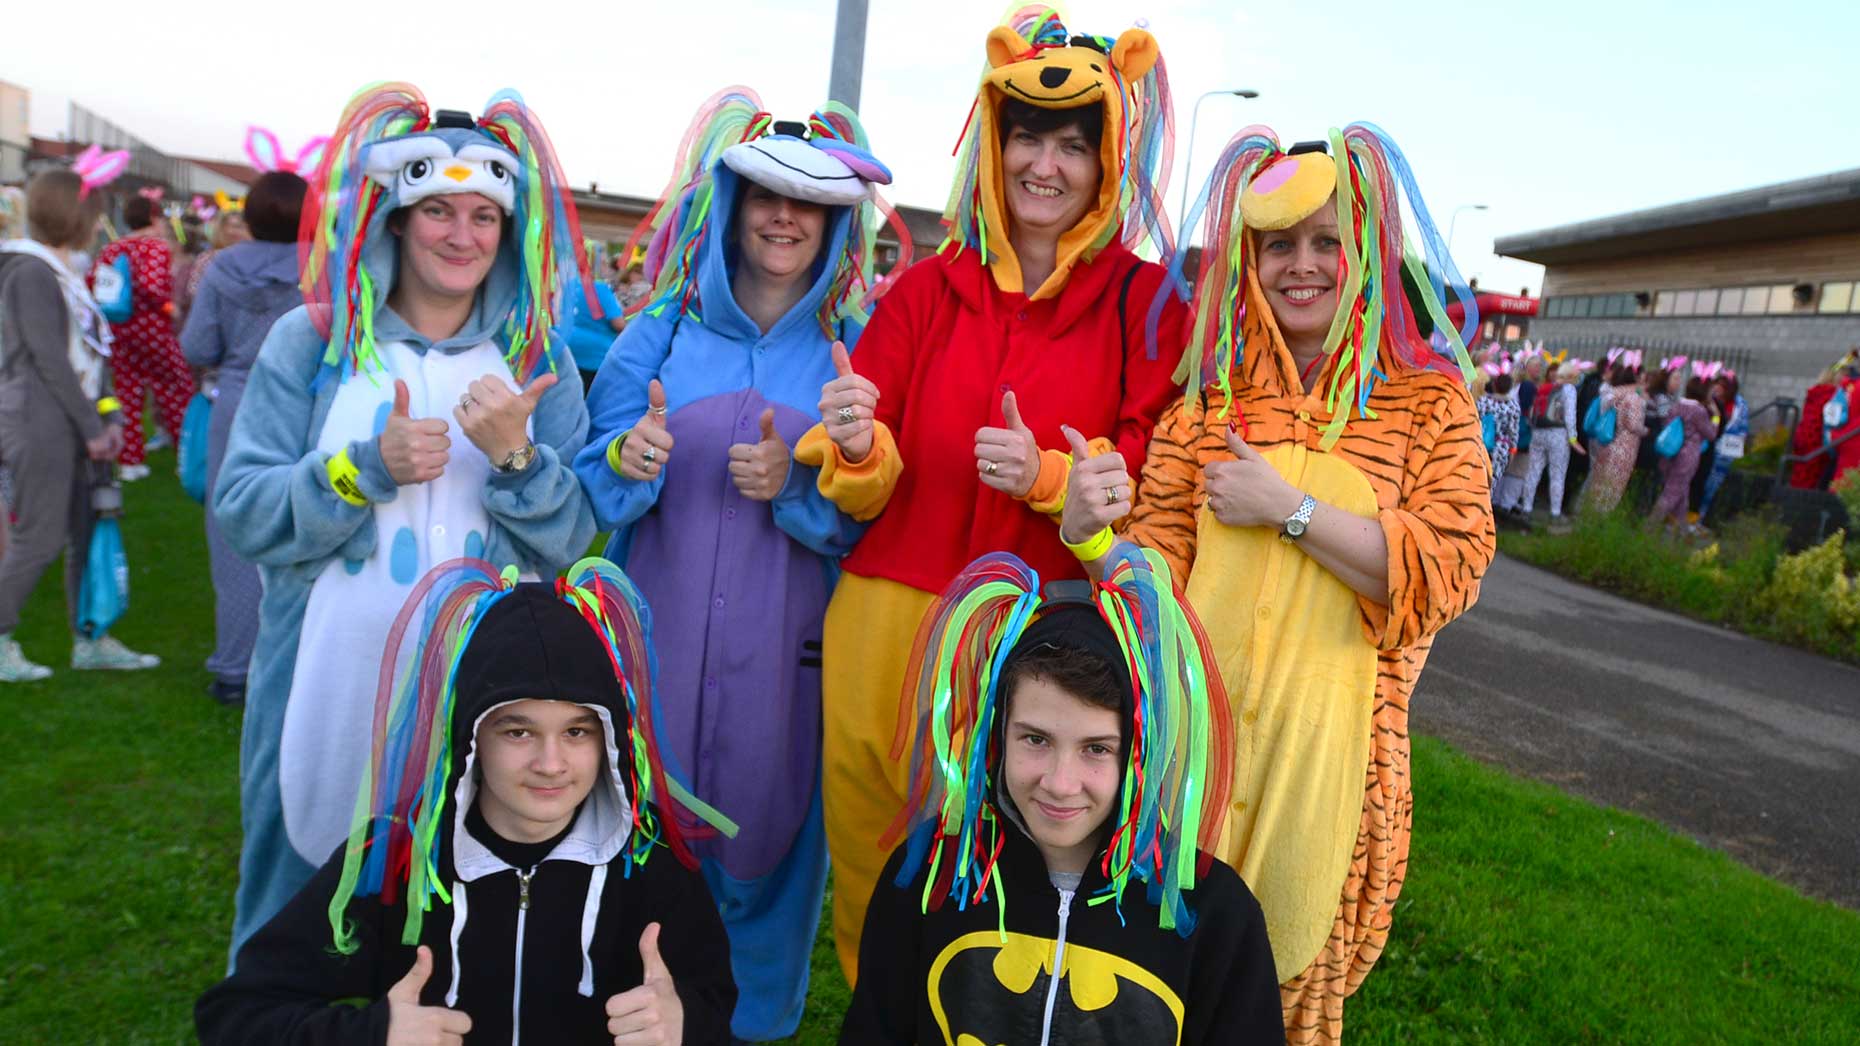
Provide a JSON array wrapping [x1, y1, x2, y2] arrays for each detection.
[[1476, 339, 1858, 538]]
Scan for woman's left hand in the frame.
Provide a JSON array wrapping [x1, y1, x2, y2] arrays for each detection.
[[728, 408, 791, 501], [454, 372, 558, 465], [1204, 429, 1301, 529]]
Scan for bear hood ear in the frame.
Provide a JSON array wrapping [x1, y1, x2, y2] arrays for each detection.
[[986, 25, 1034, 69], [1111, 28, 1159, 79]]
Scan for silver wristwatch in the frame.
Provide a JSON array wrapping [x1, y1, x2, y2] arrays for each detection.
[[495, 442, 538, 473], [1279, 493, 1316, 543]]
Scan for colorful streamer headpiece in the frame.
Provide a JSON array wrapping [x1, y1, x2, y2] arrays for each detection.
[[299, 82, 594, 387], [327, 557, 737, 953], [939, 4, 1176, 299], [882, 546, 1234, 937], [618, 86, 908, 339], [1160, 124, 1478, 447]]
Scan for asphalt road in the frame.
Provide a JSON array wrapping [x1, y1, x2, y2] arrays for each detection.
[[1416, 553, 1860, 909]]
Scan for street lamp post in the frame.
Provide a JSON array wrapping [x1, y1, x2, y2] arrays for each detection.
[[1179, 88, 1260, 223], [1446, 203, 1489, 258]]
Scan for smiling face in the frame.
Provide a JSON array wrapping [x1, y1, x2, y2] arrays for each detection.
[[1254, 200, 1344, 348], [393, 192, 502, 305], [1002, 675, 1123, 876], [1000, 122, 1102, 244], [735, 181, 828, 285], [472, 699, 605, 844]]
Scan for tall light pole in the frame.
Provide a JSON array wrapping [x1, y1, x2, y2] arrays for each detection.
[[828, 0, 869, 109], [1446, 203, 1488, 259], [1179, 88, 1260, 223]]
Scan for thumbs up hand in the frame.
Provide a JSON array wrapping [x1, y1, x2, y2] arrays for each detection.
[[1204, 427, 1300, 529], [385, 946, 473, 1046], [454, 371, 558, 468], [975, 390, 1043, 497], [605, 923, 684, 1046], [615, 380, 677, 481], [816, 341, 879, 462], [728, 407, 791, 502], [1058, 425, 1133, 545], [380, 380, 452, 486]]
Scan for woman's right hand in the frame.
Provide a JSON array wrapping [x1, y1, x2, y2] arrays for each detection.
[[1060, 426, 1132, 544], [380, 380, 452, 485], [615, 380, 675, 481], [817, 341, 878, 463]]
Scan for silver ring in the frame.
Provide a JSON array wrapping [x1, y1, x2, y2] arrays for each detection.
[[458, 393, 476, 409], [1105, 486, 1122, 505], [642, 445, 658, 464], [984, 461, 999, 476], [649, 405, 667, 418], [837, 405, 856, 425]]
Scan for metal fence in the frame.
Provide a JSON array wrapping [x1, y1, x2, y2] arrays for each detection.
[[1484, 332, 1754, 375], [66, 102, 245, 198]]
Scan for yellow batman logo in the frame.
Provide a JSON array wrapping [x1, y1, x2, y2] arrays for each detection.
[[927, 930, 1185, 1046]]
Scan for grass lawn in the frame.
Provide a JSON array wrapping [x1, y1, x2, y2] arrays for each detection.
[[2, 454, 1857, 1042]]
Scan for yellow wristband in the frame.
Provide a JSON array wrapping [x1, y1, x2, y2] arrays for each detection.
[[325, 448, 368, 507], [1062, 526, 1116, 562], [96, 396, 121, 415], [606, 433, 627, 474]]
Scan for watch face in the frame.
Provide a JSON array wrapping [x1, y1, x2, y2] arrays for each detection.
[[1286, 518, 1308, 537]]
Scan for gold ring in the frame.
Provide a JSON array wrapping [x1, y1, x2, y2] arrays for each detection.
[[1105, 486, 1121, 505]]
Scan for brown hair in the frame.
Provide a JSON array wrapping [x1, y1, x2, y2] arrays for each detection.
[[1001, 641, 1124, 717], [1487, 373, 1514, 396], [1645, 368, 1672, 397], [1683, 376, 1711, 405], [25, 170, 106, 249], [1606, 361, 1640, 387], [244, 171, 308, 243]]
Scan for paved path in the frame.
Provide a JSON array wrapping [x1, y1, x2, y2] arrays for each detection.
[[1416, 553, 1860, 909]]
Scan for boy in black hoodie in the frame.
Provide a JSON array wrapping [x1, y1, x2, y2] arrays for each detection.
[[841, 548, 1283, 1044], [198, 560, 737, 1044]]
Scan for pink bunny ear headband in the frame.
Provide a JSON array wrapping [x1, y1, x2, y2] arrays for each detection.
[[72, 145, 131, 199], [1663, 355, 1689, 371], [1482, 355, 1513, 377], [1696, 361, 1725, 380], [244, 125, 330, 175]]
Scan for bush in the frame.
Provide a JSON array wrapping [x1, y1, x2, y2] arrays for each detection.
[[1734, 425, 1791, 475], [1502, 507, 1860, 664]]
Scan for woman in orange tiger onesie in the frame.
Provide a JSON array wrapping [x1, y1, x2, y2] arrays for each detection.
[[1059, 126, 1496, 1043]]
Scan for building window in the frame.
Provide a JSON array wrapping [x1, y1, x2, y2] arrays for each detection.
[[1820, 282, 1854, 314], [1694, 288, 1719, 315], [1572, 296, 1593, 318], [1741, 287, 1769, 315], [1717, 287, 1744, 315], [1674, 289, 1700, 316], [1654, 290, 1677, 316], [1765, 285, 1795, 313]]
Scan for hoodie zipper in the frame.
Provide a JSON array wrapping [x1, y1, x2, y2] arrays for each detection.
[[1038, 887, 1077, 1046], [512, 865, 535, 1045]]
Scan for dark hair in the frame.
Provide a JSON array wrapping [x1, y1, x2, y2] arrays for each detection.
[[1000, 641, 1125, 719], [1684, 376, 1711, 404], [244, 171, 308, 243], [1645, 368, 1671, 397], [1606, 362, 1640, 387], [1712, 373, 1740, 402], [998, 98, 1103, 151], [24, 169, 105, 248], [1487, 373, 1513, 396], [122, 195, 158, 231]]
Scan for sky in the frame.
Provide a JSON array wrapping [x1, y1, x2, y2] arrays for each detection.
[[9, 0, 1858, 295]]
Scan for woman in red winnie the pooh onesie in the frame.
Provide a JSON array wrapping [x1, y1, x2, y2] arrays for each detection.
[[798, 6, 1185, 982]]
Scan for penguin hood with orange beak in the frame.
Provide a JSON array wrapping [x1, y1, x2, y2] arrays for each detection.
[[941, 8, 1174, 301]]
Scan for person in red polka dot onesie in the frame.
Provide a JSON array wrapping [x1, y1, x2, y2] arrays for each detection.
[[89, 194, 195, 479]]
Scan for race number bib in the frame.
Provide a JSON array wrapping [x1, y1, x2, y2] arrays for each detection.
[[1715, 433, 1746, 459]]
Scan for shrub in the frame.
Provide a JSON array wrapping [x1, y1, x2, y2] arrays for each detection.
[[1752, 532, 1860, 652]]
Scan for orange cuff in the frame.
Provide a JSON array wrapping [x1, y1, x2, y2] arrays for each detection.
[[795, 421, 902, 522], [1022, 437, 1117, 516]]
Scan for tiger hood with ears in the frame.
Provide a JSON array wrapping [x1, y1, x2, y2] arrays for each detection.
[[941, 8, 1174, 301]]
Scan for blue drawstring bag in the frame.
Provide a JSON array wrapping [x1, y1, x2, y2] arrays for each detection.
[[1481, 413, 1498, 453], [76, 516, 130, 638], [1654, 416, 1684, 457], [179, 391, 212, 502], [92, 254, 134, 323], [1583, 397, 1617, 444]]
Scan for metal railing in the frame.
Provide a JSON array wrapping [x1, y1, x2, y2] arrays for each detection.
[[1776, 422, 1859, 490]]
